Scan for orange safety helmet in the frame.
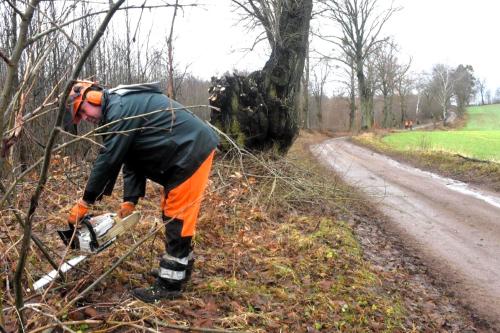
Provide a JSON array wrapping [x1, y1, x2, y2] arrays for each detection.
[[69, 80, 103, 124]]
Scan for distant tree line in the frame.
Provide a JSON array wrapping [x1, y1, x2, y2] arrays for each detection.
[[2, 0, 496, 170], [0, 1, 212, 173], [300, 0, 491, 132]]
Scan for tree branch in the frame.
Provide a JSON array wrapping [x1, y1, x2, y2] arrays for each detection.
[[26, 4, 198, 46], [3, 0, 24, 18], [13, 0, 127, 323], [0, 0, 42, 181], [0, 49, 12, 66]]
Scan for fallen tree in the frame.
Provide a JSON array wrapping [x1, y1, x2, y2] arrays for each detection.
[[209, 0, 313, 153]]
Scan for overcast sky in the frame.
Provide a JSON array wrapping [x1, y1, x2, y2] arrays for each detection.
[[142, 0, 500, 93]]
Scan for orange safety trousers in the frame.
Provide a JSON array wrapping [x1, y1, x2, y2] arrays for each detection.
[[160, 150, 215, 237]]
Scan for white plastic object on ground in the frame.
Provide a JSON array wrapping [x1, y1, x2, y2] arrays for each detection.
[[30, 255, 87, 292]]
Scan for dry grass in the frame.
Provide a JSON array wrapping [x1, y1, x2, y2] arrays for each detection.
[[1, 131, 473, 332]]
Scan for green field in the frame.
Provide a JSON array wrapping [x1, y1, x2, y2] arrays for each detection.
[[464, 104, 500, 130], [381, 104, 500, 162]]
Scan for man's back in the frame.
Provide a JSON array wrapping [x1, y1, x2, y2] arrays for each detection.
[[84, 85, 218, 202]]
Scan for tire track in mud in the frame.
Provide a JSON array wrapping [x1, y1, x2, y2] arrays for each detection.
[[312, 137, 500, 331]]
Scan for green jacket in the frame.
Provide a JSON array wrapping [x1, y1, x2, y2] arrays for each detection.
[[83, 83, 219, 204]]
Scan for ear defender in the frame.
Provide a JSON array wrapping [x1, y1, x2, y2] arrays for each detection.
[[68, 81, 103, 124], [85, 90, 103, 106]]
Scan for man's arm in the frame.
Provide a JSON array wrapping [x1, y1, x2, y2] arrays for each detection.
[[83, 105, 143, 203], [123, 162, 146, 204]]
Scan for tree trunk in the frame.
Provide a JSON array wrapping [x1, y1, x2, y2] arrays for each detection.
[[357, 64, 373, 130], [166, 0, 179, 99], [125, 8, 132, 83], [316, 93, 322, 130], [382, 92, 390, 128], [349, 61, 356, 131], [442, 103, 447, 125], [400, 95, 407, 127], [302, 37, 310, 129], [209, 0, 312, 152], [0, 0, 41, 180], [349, 93, 356, 131]]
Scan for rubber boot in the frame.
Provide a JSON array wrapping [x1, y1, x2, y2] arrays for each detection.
[[131, 278, 182, 303], [150, 252, 194, 288], [149, 258, 194, 288]]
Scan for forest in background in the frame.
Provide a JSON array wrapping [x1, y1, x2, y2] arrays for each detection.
[[0, 0, 484, 168]]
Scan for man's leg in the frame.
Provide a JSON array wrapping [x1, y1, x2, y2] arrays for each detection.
[[132, 151, 214, 303], [158, 216, 194, 288]]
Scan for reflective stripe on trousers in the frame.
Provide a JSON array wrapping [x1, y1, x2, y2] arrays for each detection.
[[159, 267, 186, 281]]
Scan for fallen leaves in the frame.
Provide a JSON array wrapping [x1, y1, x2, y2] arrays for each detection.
[[0, 134, 478, 332]]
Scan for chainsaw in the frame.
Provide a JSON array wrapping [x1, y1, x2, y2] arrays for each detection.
[[31, 211, 141, 291]]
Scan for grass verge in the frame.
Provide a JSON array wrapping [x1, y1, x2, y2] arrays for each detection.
[[380, 130, 500, 162], [353, 132, 500, 192], [464, 104, 500, 130]]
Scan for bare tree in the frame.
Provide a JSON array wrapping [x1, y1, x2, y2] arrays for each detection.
[[395, 59, 412, 126], [310, 57, 332, 129], [373, 40, 398, 128], [415, 72, 441, 124], [476, 78, 487, 105], [0, 0, 42, 179], [486, 89, 492, 105], [209, 0, 313, 152], [494, 87, 500, 104], [319, 0, 398, 129], [166, 0, 179, 99]]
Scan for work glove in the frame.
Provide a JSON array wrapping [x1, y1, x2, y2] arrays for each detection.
[[118, 201, 135, 218], [68, 199, 89, 225]]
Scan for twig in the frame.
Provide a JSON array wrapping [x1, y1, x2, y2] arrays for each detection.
[[454, 153, 491, 164], [27, 318, 245, 333], [24, 320, 102, 333], [26, 4, 200, 46], [3, 0, 24, 18], [0, 49, 12, 66], [0, 182, 61, 271], [147, 317, 248, 333], [59, 129, 105, 148], [24, 303, 77, 333], [13, 0, 127, 324]]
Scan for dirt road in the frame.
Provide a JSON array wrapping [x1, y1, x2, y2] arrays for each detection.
[[312, 138, 500, 330]]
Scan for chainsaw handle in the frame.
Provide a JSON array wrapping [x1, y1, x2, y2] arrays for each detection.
[[81, 216, 99, 251]]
